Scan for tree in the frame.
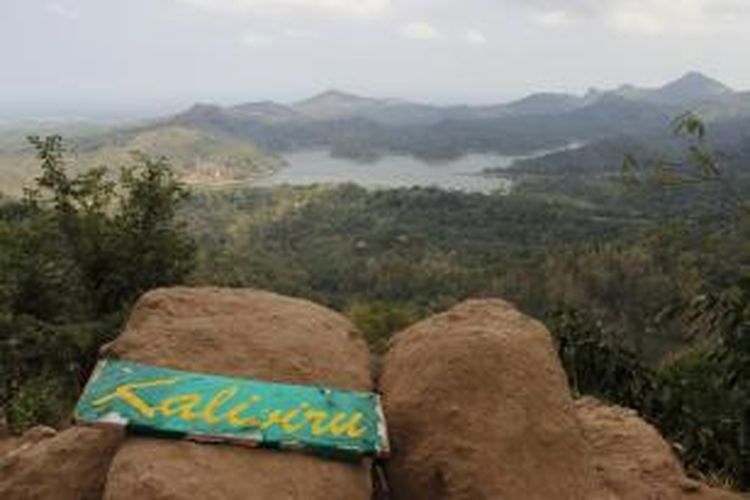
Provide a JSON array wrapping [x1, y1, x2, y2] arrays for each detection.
[[685, 281, 750, 489], [619, 115, 750, 489], [0, 136, 195, 431], [25, 136, 195, 313]]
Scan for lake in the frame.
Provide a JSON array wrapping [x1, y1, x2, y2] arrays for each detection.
[[255, 150, 518, 194]]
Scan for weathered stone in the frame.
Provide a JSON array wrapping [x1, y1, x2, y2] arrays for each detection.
[[380, 299, 600, 500], [103, 287, 374, 500], [0, 425, 124, 500]]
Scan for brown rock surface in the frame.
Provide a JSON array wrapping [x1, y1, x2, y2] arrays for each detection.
[[380, 298, 600, 500], [105, 438, 371, 500], [102, 287, 374, 500], [576, 397, 741, 500], [0, 425, 124, 500]]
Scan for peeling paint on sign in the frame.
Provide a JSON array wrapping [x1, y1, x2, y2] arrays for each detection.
[[75, 359, 389, 461]]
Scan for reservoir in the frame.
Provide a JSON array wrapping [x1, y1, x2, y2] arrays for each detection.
[[256, 150, 517, 194]]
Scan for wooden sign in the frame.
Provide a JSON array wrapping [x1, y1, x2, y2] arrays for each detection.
[[75, 359, 389, 460]]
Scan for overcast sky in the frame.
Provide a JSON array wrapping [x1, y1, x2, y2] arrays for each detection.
[[2, 0, 749, 120]]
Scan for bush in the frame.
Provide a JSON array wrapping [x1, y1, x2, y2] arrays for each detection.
[[0, 136, 195, 432]]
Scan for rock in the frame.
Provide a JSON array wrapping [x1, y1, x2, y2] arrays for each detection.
[[105, 438, 371, 500], [19, 425, 57, 444], [0, 425, 124, 500], [0, 426, 57, 459], [380, 299, 600, 500], [103, 287, 374, 500], [0, 409, 9, 438], [575, 397, 741, 500]]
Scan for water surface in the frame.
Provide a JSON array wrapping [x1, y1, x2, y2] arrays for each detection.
[[256, 150, 517, 194]]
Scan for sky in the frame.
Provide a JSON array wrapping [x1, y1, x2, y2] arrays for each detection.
[[2, 0, 750, 120]]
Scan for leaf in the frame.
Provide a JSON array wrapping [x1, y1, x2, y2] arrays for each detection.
[[688, 145, 720, 179], [674, 112, 706, 140]]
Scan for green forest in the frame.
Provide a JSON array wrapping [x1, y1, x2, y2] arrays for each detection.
[[1, 125, 749, 489]]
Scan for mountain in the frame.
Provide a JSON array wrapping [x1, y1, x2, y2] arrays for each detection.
[[693, 91, 750, 121], [150, 73, 746, 161], [293, 90, 454, 126], [608, 71, 733, 106], [167, 72, 740, 132], [293, 90, 386, 120], [648, 71, 733, 105], [501, 92, 586, 116], [228, 101, 301, 123]]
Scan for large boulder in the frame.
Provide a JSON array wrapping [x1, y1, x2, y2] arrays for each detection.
[[380, 299, 600, 499], [576, 397, 740, 500], [102, 287, 374, 500], [0, 426, 124, 500]]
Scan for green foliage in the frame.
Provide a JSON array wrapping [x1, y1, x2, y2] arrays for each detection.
[[0, 314, 93, 431], [0, 136, 194, 432], [658, 349, 742, 486], [4, 375, 73, 433], [348, 301, 422, 353], [682, 280, 750, 488], [548, 306, 746, 488], [24, 137, 195, 313], [546, 116, 750, 489], [185, 185, 627, 313], [620, 113, 729, 195], [548, 307, 660, 410]]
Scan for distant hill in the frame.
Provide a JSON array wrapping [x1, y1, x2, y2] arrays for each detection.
[[0, 125, 285, 195], [81, 126, 285, 185], [500, 93, 587, 116], [504, 113, 750, 179], [640, 71, 732, 105], [294, 90, 387, 120], [152, 71, 748, 161]]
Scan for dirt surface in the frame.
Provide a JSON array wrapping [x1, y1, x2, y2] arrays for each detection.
[[576, 397, 741, 500], [380, 298, 600, 500], [102, 287, 374, 500], [0, 425, 124, 500]]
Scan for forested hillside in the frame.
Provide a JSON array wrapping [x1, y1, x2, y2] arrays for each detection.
[[0, 125, 284, 196]]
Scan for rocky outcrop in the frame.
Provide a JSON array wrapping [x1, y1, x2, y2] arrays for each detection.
[[102, 287, 374, 500], [0, 289, 742, 499], [380, 299, 601, 499], [0, 426, 124, 500], [576, 397, 739, 500], [379, 298, 742, 500]]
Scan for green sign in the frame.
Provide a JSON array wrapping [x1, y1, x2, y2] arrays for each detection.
[[75, 359, 389, 460]]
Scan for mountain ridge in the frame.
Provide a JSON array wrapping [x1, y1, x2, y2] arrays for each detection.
[[164, 72, 743, 129]]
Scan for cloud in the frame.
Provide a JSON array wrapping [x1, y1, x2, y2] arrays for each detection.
[[176, 0, 390, 17], [401, 22, 439, 41], [610, 9, 664, 36], [533, 10, 576, 27], [465, 29, 487, 45], [45, 2, 79, 20], [282, 29, 319, 40], [240, 31, 272, 47], [239, 28, 319, 47], [522, 0, 750, 35]]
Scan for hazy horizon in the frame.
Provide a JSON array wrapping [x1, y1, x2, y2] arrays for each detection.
[[3, 0, 750, 121]]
